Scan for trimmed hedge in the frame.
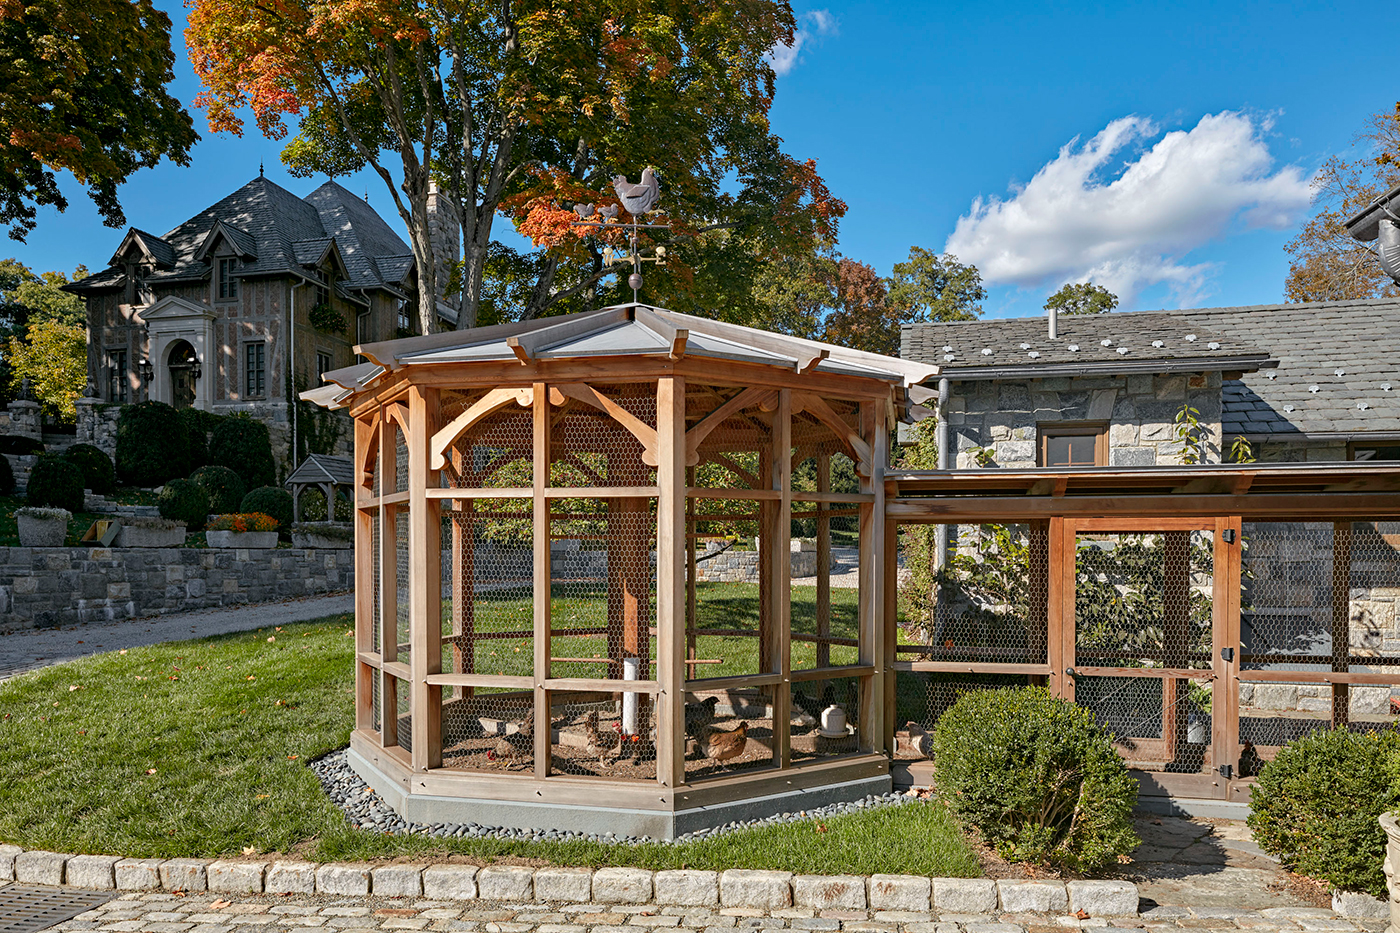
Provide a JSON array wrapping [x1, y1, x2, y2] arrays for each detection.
[[933, 686, 1140, 872], [178, 408, 227, 470], [26, 454, 85, 514], [115, 402, 190, 487], [1248, 727, 1400, 897], [209, 416, 275, 490], [190, 465, 247, 514], [0, 436, 43, 456], [240, 486, 293, 535], [62, 444, 116, 495], [157, 478, 211, 531]]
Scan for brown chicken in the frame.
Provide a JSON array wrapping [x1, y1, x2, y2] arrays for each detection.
[[486, 708, 534, 769], [700, 721, 748, 763], [583, 711, 623, 763], [684, 696, 721, 737]]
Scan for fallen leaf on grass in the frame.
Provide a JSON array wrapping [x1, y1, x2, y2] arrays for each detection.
[[287, 754, 299, 760], [146, 768, 157, 775], [118, 649, 127, 655], [241, 846, 258, 856], [255, 794, 270, 799], [246, 676, 256, 681], [815, 824, 826, 833], [267, 636, 276, 643], [68, 685, 81, 691]]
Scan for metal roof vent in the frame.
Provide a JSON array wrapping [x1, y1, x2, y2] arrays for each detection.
[[1152, 340, 1164, 348]]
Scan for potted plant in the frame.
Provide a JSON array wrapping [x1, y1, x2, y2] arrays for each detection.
[[116, 517, 188, 548], [1380, 812, 1400, 932], [291, 521, 353, 549], [205, 512, 279, 549], [15, 506, 70, 547]]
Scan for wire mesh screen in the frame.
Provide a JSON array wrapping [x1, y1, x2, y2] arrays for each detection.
[[894, 674, 1030, 736], [1241, 522, 1334, 672], [549, 499, 657, 681], [790, 506, 860, 671], [549, 690, 657, 780], [371, 668, 381, 732], [687, 384, 769, 491], [394, 675, 411, 754], [683, 689, 774, 779], [1075, 531, 1213, 669], [370, 511, 381, 653], [549, 383, 657, 488], [686, 498, 767, 682], [394, 423, 408, 494], [395, 508, 410, 665], [441, 688, 534, 772], [441, 498, 533, 679], [1074, 674, 1213, 772], [790, 675, 863, 761], [449, 403, 534, 489], [898, 523, 1050, 666]]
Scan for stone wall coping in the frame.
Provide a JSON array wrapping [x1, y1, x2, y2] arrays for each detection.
[[0, 844, 1153, 916]]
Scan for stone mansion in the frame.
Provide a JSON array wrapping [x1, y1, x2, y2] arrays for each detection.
[[64, 174, 458, 462]]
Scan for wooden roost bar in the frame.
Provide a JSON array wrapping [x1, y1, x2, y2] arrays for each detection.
[[302, 304, 934, 838]]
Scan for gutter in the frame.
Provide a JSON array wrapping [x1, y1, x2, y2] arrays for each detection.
[[937, 353, 1276, 381]]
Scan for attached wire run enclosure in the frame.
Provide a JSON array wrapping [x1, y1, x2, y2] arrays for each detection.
[[307, 305, 932, 837]]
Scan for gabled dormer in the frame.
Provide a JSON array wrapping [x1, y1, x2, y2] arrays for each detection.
[[195, 219, 258, 303], [110, 228, 175, 305]]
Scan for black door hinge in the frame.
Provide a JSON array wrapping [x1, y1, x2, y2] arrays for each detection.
[[1222, 529, 1236, 544], [1221, 647, 1234, 662], [1219, 764, 1233, 779]]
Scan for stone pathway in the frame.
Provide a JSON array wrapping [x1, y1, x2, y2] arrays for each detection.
[[1125, 815, 1306, 912], [31, 891, 1385, 933], [0, 591, 353, 681]]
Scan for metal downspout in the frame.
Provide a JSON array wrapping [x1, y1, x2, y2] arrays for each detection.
[[933, 377, 951, 643]]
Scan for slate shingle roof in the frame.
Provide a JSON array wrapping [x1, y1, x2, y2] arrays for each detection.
[[1164, 298, 1400, 438], [68, 176, 412, 296], [901, 312, 1270, 377]]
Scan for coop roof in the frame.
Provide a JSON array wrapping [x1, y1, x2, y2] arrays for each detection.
[[286, 454, 355, 486], [303, 303, 938, 410]]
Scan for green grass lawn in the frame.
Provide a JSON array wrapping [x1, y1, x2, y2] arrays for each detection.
[[0, 613, 979, 875]]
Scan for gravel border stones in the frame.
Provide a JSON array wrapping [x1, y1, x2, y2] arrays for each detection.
[[722, 870, 794, 910], [15, 849, 66, 885], [66, 854, 122, 890], [655, 870, 720, 907]]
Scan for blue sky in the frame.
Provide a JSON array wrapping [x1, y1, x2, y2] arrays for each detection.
[[6, 1, 1396, 320]]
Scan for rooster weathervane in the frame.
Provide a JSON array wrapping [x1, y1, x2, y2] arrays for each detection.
[[571, 168, 670, 304]]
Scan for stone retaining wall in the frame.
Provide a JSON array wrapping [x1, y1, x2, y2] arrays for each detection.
[[0, 545, 352, 632], [0, 844, 1143, 917]]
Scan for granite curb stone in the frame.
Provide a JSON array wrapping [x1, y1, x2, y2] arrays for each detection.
[[868, 876, 931, 912], [533, 867, 593, 902], [794, 876, 867, 911], [372, 864, 426, 898], [207, 860, 266, 894], [318, 863, 372, 896], [656, 871, 721, 907], [160, 857, 210, 892], [66, 853, 123, 890], [721, 871, 794, 911], [14, 849, 66, 885], [265, 861, 318, 895], [0, 844, 20, 881], [115, 857, 164, 890]]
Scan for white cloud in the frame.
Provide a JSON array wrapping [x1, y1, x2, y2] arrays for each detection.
[[943, 111, 1314, 306], [766, 10, 837, 76]]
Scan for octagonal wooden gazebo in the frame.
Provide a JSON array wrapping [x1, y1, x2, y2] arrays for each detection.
[[303, 304, 934, 838]]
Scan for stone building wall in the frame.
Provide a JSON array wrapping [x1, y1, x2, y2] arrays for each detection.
[[0, 545, 352, 633], [947, 372, 1224, 467]]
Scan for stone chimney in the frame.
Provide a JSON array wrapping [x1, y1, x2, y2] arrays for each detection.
[[426, 183, 461, 314]]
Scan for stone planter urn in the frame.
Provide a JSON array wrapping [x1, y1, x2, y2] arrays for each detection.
[[117, 520, 187, 548], [15, 507, 69, 547], [1380, 812, 1400, 932], [290, 522, 353, 549], [206, 530, 278, 549]]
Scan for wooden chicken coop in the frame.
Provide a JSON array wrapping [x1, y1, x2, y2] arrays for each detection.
[[303, 304, 934, 838]]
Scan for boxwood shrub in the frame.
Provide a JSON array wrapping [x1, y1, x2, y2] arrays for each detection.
[[115, 402, 190, 487], [241, 486, 293, 536], [209, 415, 275, 490], [297, 487, 351, 522], [157, 478, 211, 531], [933, 686, 1140, 872], [190, 465, 247, 514], [1248, 726, 1400, 897], [62, 444, 116, 495], [0, 436, 44, 456], [26, 454, 85, 514]]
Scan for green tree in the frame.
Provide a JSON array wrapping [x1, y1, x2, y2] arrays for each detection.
[[1044, 282, 1117, 315], [1284, 103, 1400, 302], [886, 249, 985, 324], [0, 0, 197, 241], [187, 0, 843, 334], [7, 318, 85, 420]]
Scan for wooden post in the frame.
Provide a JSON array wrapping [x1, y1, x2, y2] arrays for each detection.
[[857, 401, 889, 756], [758, 446, 773, 678], [354, 414, 375, 733], [772, 390, 793, 768], [816, 453, 831, 670], [657, 376, 687, 787], [1053, 519, 1077, 703], [686, 466, 697, 667], [379, 409, 399, 748], [1213, 515, 1242, 778], [409, 385, 443, 771], [1332, 521, 1352, 727], [881, 514, 899, 755], [533, 382, 551, 778]]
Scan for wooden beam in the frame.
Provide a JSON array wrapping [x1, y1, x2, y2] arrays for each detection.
[[635, 307, 689, 360], [533, 381, 551, 779], [657, 375, 687, 788], [408, 385, 443, 771], [550, 383, 660, 467], [506, 336, 530, 364], [684, 386, 775, 466], [887, 492, 1400, 522], [428, 385, 533, 469], [794, 392, 870, 470], [772, 389, 793, 769]]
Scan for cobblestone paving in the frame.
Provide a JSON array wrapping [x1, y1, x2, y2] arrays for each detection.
[[38, 892, 1389, 933]]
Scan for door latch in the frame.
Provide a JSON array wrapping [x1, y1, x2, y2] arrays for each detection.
[[1222, 529, 1236, 544], [1221, 647, 1235, 662], [1219, 764, 1233, 780]]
